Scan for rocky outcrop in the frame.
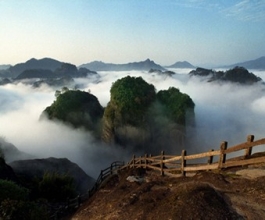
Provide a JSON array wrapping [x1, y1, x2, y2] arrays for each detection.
[[148, 69, 175, 76], [189, 66, 261, 84], [9, 157, 95, 194], [224, 66, 261, 84], [101, 76, 156, 149], [101, 76, 195, 153]]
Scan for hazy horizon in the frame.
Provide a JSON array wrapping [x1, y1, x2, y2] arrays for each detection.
[[1, 1, 265, 67]]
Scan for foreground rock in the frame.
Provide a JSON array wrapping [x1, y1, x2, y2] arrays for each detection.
[[9, 157, 95, 194]]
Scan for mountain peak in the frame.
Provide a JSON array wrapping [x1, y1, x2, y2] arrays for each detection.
[[7, 57, 63, 78], [166, 61, 195, 69]]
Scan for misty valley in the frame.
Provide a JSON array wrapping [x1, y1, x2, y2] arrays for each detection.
[[1, 57, 265, 219]]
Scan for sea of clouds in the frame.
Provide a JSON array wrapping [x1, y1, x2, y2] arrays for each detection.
[[1, 68, 265, 177]]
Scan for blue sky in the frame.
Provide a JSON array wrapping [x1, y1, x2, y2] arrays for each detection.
[[0, 0, 265, 66]]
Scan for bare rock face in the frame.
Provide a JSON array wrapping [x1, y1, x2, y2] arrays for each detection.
[[9, 157, 95, 194]]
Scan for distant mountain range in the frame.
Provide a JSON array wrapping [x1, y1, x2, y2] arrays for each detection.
[[79, 59, 165, 71], [0, 56, 264, 79], [165, 61, 195, 69], [0, 58, 96, 79], [222, 56, 265, 70]]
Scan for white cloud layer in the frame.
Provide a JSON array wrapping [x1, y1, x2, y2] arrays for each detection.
[[1, 69, 265, 177]]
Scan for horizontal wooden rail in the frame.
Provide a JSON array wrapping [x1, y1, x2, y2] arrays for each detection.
[[224, 138, 265, 153], [185, 150, 220, 160], [124, 134, 265, 177]]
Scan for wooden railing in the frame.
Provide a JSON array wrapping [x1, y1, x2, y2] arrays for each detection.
[[124, 135, 265, 177], [87, 161, 125, 197], [50, 134, 265, 219]]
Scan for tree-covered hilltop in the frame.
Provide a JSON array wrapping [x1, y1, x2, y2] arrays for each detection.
[[41, 77, 195, 152], [102, 76, 195, 152], [42, 90, 104, 134], [106, 76, 156, 127], [156, 87, 195, 126]]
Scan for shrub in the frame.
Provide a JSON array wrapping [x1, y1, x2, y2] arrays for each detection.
[[0, 180, 48, 220], [0, 180, 29, 203], [38, 172, 77, 202], [0, 199, 49, 220]]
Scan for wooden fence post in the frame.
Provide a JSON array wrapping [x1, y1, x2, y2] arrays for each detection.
[[208, 149, 214, 165], [160, 151, 165, 176], [139, 156, 142, 167], [87, 190, 90, 199], [245, 135, 254, 159], [207, 149, 214, 171], [67, 197, 70, 208], [181, 150, 186, 177], [219, 141, 227, 169], [145, 154, 147, 169], [77, 194, 81, 207], [149, 154, 152, 167]]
